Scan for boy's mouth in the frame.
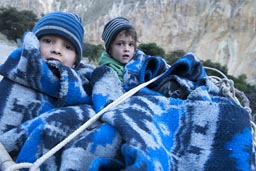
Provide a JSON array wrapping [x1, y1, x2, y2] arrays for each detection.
[[47, 58, 61, 63], [123, 54, 130, 58]]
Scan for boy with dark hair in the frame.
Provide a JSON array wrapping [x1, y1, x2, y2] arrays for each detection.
[[0, 11, 93, 134], [99, 17, 138, 81]]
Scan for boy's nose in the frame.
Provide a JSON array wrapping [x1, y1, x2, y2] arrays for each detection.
[[51, 44, 62, 55], [124, 45, 130, 52], [51, 49, 61, 55]]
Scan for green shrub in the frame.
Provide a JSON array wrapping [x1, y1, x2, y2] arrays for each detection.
[[0, 7, 37, 42]]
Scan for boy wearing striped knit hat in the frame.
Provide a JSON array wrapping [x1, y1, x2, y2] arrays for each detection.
[[0, 11, 94, 136], [90, 17, 141, 112], [99, 17, 138, 82], [91, 16, 168, 112], [32, 11, 84, 69]]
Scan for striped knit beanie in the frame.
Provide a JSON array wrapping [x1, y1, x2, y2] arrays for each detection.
[[102, 17, 134, 53], [32, 11, 84, 68]]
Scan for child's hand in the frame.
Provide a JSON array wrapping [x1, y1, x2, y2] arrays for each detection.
[[23, 32, 40, 50]]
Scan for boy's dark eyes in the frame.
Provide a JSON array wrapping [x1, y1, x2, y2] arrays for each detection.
[[40, 37, 75, 51], [115, 42, 135, 47], [65, 44, 74, 51], [41, 38, 52, 43], [129, 42, 135, 47], [116, 42, 123, 46]]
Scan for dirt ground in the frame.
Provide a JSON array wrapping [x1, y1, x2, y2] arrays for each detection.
[[0, 40, 17, 64], [0, 39, 17, 80]]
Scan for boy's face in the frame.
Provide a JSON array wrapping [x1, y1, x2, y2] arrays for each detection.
[[109, 31, 135, 64], [39, 35, 76, 68]]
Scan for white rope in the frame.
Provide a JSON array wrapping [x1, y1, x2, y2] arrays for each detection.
[[0, 142, 19, 171], [5, 163, 37, 171], [204, 66, 256, 146], [4, 72, 164, 171], [204, 66, 248, 108]]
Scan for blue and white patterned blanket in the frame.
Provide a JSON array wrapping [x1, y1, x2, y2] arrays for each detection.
[[0, 33, 254, 171], [0, 32, 94, 155]]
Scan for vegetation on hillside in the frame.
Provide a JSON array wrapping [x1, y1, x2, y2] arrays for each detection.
[[1, 7, 255, 116], [0, 7, 38, 42], [83, 43, 104, 64]]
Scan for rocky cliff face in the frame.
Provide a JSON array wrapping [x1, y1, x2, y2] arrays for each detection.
[[0, 0, 255, 84]]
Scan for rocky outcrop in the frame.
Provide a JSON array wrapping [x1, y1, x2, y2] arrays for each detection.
[[0, 0, 255, 84]]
